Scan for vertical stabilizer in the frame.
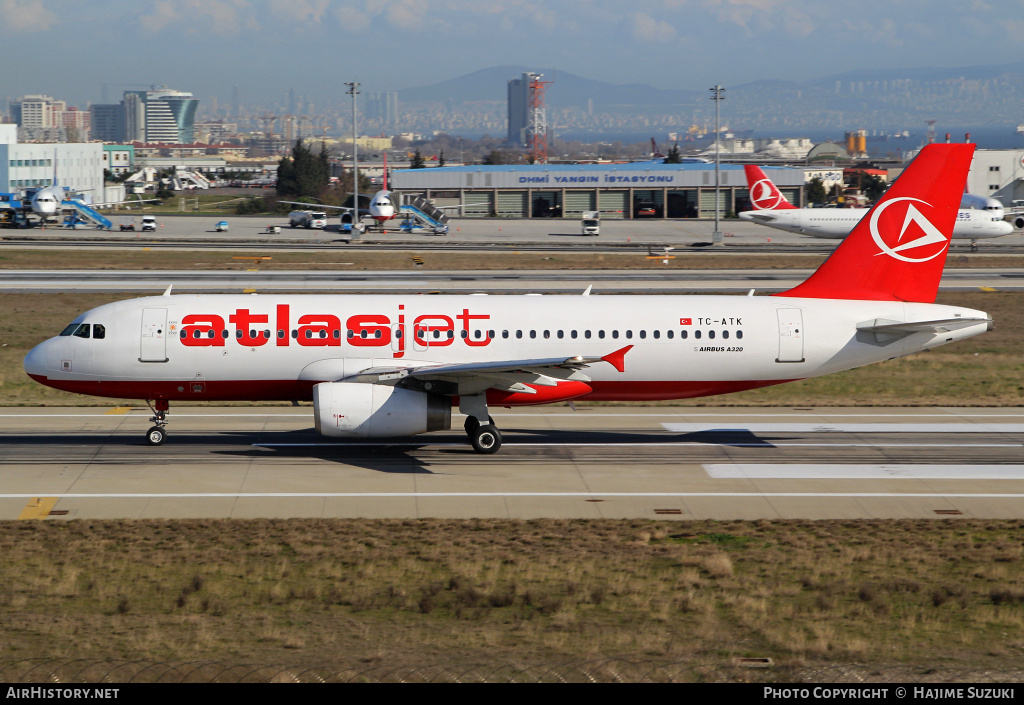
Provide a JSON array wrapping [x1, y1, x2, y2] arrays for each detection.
[[744, 164, 798, 210], [776, 144, 974, 303]]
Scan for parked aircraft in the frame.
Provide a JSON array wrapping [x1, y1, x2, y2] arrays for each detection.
[[739, 164, 1013, 244], [24, 145, 991, 454]]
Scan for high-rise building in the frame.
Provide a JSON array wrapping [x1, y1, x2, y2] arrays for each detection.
[[90, 104, 125, 142], [366, 92, 399, 127], [123, 88, 198, 143], [507, 73, 535, 145], [10, 95, 66, 129]]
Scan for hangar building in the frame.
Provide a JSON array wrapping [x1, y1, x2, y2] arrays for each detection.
[[389, 161, 807, 219]]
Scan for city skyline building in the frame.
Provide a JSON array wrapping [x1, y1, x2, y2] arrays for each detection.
[[506, 73, 534, 145]]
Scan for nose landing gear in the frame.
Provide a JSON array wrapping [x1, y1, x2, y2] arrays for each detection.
[[145, 399, 169, 446]]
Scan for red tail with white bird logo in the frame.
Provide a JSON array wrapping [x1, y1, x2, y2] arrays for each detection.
[[744, 164, 798, 210], [777, 143, 974, 303]]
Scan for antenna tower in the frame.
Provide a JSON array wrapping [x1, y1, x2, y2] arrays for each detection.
[[527, 73, 554, 164], [925, 119, 936, 145]]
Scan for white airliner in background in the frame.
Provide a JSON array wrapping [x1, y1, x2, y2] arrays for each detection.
[[739, 164, 1013, 244], [25, 144, 991, 454]]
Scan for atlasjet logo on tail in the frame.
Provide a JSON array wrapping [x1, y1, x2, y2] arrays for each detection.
[[869, 197, 949, 263], [750, 179, 784, 210]]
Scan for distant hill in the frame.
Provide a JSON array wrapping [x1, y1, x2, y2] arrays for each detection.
[[398, 65, 700, 109]]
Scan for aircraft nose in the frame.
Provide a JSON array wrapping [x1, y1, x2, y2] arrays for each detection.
[[23, 341, 48, 378]]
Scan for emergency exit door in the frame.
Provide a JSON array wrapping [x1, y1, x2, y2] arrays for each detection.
[[776, 308, 804, 363], [140, 308, 168, 362]]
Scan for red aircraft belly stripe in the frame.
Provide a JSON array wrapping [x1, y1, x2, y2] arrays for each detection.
[[29, 375, 799, 404]]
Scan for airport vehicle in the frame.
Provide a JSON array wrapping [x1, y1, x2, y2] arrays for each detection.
[[739, 164, 1012, 244], [119, 218, 135, 232], [140, 215, 157, 232], [24, 145, 991, 454], [288, 210, 328, 229], [581, 211, 600, 236], [215, 221, 229, 232]]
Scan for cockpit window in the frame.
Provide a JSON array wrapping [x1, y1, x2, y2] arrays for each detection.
[[72, 323, 90, 339], [60, 323, 80, 336], [93, 324, 105, 340]]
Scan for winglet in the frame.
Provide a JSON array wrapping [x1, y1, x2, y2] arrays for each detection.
[[601, 345, 633, 373], [162, 284, 173, 297]]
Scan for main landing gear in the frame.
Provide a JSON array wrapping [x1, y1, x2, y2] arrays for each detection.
[[145, 399, 169, 446], [461, 394, 501, 454]]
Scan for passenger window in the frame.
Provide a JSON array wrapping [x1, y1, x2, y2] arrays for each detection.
[[737, 330, 744, 340], [557, 330, 564, 339], [530, 330, 536, 339], [652, 330, 659, 339], [639, 330, 646, 339], [708, 330, 715, 340], [543, 330, 550, 339], [722, 330, 729, 340], [612, 330, 619, 339], [666, 330, 673, 339], [680, 330, 688, 340], [571, 330, 578, 339], [516, 330, 522, 339], [585, 330, 591, 339], [502, 330, 509, 339], [598, 330, 605, 339], [93, 324, 105, 339], [626, 330, 633, 339]]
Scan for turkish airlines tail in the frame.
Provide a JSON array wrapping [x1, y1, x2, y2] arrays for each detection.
[[744, 165, 798, 210], [777, 143, 975, 303]]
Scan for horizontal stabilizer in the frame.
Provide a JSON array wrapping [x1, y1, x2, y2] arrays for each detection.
[[856, 317, 992, 335]]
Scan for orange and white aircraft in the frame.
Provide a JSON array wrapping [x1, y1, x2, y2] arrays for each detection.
[[25, 144, 991, 454], [739, 164, 1012, 243]]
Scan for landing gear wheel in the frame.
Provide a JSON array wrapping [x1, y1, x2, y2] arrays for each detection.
[[146, 426, 166, 446], [464, 416, 496, 435], [471, 424, 502, 454]]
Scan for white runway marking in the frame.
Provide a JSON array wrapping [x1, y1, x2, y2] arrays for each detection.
[[253, 442, 1023, 449], [664, 423, 1024, 434], [705, 464, 1024, 479], [2, 492, 1024, 499]]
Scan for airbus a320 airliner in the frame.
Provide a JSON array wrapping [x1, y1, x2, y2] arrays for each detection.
[[25, 144, 991, 454]]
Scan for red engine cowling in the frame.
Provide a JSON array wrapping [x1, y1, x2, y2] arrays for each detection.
[[313, 382, 451, 438]]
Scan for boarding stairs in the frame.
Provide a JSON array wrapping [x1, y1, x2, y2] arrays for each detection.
[[398, 196, 450, 232], [62, 199, 113, 230], [175, 170, 211, 189]]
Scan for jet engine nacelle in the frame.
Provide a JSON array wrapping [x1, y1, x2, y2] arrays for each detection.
[[313, 382, 451, 438], [1013, 215, 1024, 231]]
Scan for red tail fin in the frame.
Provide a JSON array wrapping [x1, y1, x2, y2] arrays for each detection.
[[744, 164, 798, 210], [776, 144, 974, 303]]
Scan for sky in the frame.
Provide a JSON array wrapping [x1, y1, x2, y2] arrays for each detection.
[[3, 0, 1024, 111]]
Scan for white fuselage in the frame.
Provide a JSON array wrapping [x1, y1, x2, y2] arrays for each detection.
[[24, 293, 989, 405], [29, 186, 65, 218], [369, 189, 395, 222], [740, 207, 1012, 240]]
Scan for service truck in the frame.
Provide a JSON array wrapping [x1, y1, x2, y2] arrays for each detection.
[[581, 210, 600, 236], [288, 210, 328, 229]]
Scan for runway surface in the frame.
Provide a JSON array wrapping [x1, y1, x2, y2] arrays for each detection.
[[0, 268, 1019, 294], [3, 406, 1024, 520]]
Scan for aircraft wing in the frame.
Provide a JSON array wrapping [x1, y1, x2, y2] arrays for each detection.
[[343, 345, 633, 395], [279, 201, 353, 212], [90, 198, 161, 208]]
